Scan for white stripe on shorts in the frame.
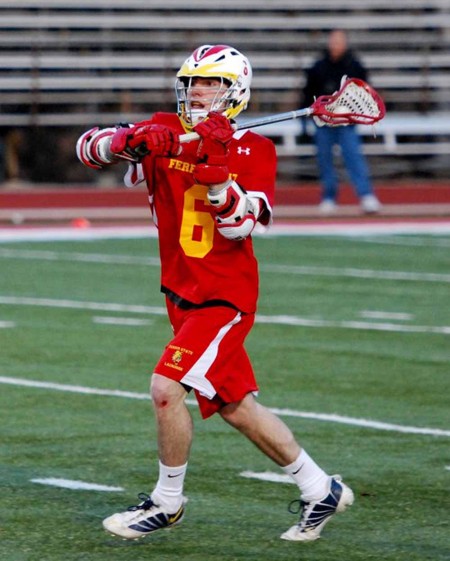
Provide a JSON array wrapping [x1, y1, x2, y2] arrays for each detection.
[[180, 311, 242, 400]]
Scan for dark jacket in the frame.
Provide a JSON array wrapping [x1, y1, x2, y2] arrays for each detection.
[[303, 50, 368, 106]]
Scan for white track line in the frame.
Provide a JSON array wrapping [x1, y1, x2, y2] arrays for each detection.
[[0, 376, 448, 437], [264, 222, 450, 236], [0, 221, 450, 243], [31, 478, 124, 492], [1, 296, 448, 334], [0, 226, 158, 242]]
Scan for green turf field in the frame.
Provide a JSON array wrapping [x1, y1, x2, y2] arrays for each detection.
[[0, 232, 449, 561]]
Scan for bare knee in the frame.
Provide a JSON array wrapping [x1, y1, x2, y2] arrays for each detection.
[[151, 373, 187, 411], [219, 393, 255, 429]]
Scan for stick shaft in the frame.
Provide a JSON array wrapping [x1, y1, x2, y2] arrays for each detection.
[[179, 107, 312, 143]]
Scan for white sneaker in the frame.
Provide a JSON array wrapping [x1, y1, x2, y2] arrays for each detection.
[[280, 475, 354, 542], [318, 199, 337, 215], [103, 493, 186, 540], [361, 194, 381, 214]]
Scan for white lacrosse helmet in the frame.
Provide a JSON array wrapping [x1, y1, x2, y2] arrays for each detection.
[[175, 44, 252, 128]]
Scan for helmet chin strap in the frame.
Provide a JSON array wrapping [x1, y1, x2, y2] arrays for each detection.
[[184, 101, 228, 126], [188, 108, 209, 125]]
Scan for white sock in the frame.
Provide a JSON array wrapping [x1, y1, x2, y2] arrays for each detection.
[[151, 461, 187, 512], [282, 449, 330, 501]]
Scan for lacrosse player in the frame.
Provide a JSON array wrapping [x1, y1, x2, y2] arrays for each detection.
[[77, 44, 353, 542]]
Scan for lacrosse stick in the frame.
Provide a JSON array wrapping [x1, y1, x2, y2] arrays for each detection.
[[179, 77, 386, 143]]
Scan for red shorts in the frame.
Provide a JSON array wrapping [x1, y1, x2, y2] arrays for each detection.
[[154, 299, 258, 418]]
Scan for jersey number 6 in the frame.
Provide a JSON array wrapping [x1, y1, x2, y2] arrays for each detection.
[[180, 185, 215, 258]]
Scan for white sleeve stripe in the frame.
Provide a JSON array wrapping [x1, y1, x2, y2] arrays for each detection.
[[124, 163, 145, 187]]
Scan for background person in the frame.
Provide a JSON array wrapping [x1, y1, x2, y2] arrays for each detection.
[[303, 29, 382, 214]]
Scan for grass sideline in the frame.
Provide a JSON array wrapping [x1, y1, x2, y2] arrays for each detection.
[[0, 233, 449, 561]]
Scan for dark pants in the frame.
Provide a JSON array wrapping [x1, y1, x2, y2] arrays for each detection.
[[314, 125, 373, 201]]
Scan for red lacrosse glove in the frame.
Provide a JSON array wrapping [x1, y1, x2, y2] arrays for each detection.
[[110, 124, 181, 160], [193, 112, 234, 185]]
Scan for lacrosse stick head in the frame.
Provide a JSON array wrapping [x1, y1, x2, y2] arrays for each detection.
[[311, 77, 386, 126]]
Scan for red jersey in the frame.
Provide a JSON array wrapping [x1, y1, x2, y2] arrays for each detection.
[[139, 112, 276, 314]]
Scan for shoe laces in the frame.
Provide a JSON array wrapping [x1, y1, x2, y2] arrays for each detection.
[[287, 498, 323, 531], [287, 499, 320, 531], [287, 499, 305, 515], [287, 478, 342, 530], [127, 492, 156, 512]]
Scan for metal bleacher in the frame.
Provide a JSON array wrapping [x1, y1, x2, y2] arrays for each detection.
[[0, 0, 449, 182]]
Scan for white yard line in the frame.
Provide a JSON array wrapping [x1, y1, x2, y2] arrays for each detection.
[[0, 321, 15, 328], [0, 375, 448, 438], [359, 311, 414, 321], [0, 295, 166, 316], [358, 235, 450, 248], [0, 376, 152, 400], [1, 296, 448, 335], [1, 247, 448, 284], [241, 467, 450, 483], [240, 471, 294, 484], [259, 263, 450, 283], [92, 316, 154, 326], [0, 247, 160, 266], [256, 313, 450, 334], [31, 478, 124, 492]]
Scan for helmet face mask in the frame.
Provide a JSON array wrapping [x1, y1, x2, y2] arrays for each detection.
[[176, 45, 252, 128], [176, 76, 235, 127]]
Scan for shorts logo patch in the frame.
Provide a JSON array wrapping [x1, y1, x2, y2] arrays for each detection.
[[163, 345, 194, 372], [172, 350, 183, 365]]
